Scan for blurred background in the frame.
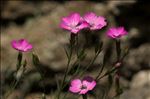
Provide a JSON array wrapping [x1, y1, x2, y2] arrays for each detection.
[[1, 0, 150, 99]]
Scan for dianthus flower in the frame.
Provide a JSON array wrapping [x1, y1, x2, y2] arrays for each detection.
[[106, 27, 127, 39], [83, 12, 107, 30], [60, 13, 89, 34], [11, 39, 33, 52], [69, 76, 96, 94]]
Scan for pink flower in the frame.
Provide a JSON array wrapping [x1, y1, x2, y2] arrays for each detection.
[[11, 39, 33, 52], [106, 27, 128, 39], [60, 13, 89, 34], [83, 12, 107, 30], [69, 76, 96, 94]]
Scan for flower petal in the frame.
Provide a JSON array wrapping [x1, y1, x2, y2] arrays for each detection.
[[106, 27, 128, 39], [11, 40, 19, 50], [82, 76, 96, 91], [11, 39, 32, 52], [60, 21, 72, 30], [60, 13, 83, 34], [79, 89, 88, 94], [118, 27, 127, 35], [69, 79, 82, 93], [70, 79, 82, 86], [70, 29, 80, 34], [24, 44, 33, 52], [84, 12, 97, 24], [69, 13, 81, 26], [69, 86, 81, 93], [87, 81, 96, 90], [84, 12, 107, 30], [62, 17, 71, 26], [77, 21, 89, 30], [95, 16, 106, 25]]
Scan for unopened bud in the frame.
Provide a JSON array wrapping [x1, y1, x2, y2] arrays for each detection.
[[115, 62, 122, 68]]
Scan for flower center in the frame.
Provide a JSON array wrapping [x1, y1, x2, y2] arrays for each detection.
[[80, 85, 87, 90]]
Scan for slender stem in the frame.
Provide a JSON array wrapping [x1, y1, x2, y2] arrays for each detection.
[[97, 67, 118, 81], [57, 55, 71, 99], [82, 94, 87, 99], [73, 62, 81, 76], [17, 52, 22, 71], [61, 59, 81, 98], [79, 51, 100, 77], [76, 34, 79, 56], [62, 34, 83, 99], [115, 39, 121, 61], [57, 34, 74, 99], [62, 54, 72, 85], [95, 63, 104, 80], [121, 47, 129, 61], [62, 59, 81, 99]]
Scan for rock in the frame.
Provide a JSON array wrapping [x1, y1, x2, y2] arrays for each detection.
[[131, 70, 150, 88], [1, 1, 59, 26], [125, 44, 150, 71], [120, 71, 150, 99]]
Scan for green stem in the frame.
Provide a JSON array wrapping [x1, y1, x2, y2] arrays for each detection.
[[97, 67, 118, 81], [121, 47, 129, 61], [115, 39, 121, 61], [95, 64, 104, 80], [16, 52, 22, 71], [95, 51, 107, 80], [57, 34, 74, 99], [79, 51, 100, 77], [76, 34, 79, 56], [61, 49, 84, 98], [82, 94, 87, 99], [62, 54, 71, 85], [62, 59, 82, 99], [57, 55, 71, 99]]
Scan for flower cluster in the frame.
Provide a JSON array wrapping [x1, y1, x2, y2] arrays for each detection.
[[60, 12, 128, 39], [60, 12, 128, 96], [60, 12, 107, 34], [10, 12, 129, 99], [83, 12, 107, 30]]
